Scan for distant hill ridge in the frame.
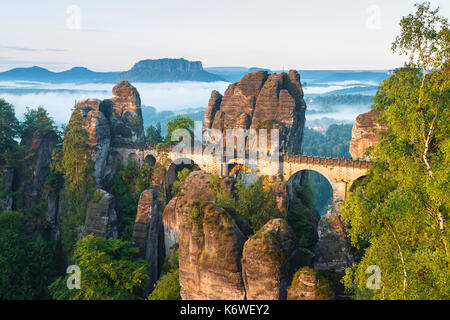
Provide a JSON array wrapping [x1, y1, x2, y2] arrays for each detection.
[[0, 66, 119, 83]]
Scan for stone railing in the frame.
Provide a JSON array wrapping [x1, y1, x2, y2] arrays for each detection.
[[281, 153, 371, 169], [110, 142, 371, 169]]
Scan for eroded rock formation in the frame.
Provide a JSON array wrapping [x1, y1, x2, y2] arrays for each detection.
[[203, 70, 307, 154], [132, 189, 160, 289], [161, 171, 234, 258], [287, 267, 334, 300], [242, 219, 307, 300], [313, 213, 355, 272], [72, 81, 145, 188], [349, 110, 387, 159], [74, 100, 111, 188], [179, 201, 247, 300], [84, 189, 118, 239], [107, 58, 224, 83], [19, 130, 59, 210], [0, 168, 14, 211]]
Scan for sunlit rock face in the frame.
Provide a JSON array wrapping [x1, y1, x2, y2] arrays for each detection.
[[132, 189, 161, 292], [74, 100, 111, 188], [84, 189, 118, 239], [109, 81, 145, 144], [203, 70, 307, 154], [70, 81, 145, 188], [349, 110, 387, 159], [287, 267, 334, 300], [179, 201, 247, 300], [19, 130, 59, 211], [242, 219, 308, 300], [313, 213, 355, 272], [0, 168, 14, 211]]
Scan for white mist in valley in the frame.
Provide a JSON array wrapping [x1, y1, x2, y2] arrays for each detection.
[[0, 79, 374, 126]]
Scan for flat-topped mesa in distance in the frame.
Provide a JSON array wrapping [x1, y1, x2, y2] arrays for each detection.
[[203, 70, 307, 154], [106, 58, 225, 83]]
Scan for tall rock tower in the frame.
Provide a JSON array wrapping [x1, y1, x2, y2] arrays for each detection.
[[203, 70, 307, 154]]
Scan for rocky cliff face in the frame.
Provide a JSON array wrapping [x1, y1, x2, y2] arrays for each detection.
[[74, 100, 111, 188], [161, 171, 234, 258], [84, 189, 118, 239], [287, 267, 334, 300], [179, 201, 247, 300], [20, 130, 59, 211], [242, 219, 307, 300], [132, 189, 161, 291], [349, 110, 387, 159], [108, 81, 145, 144], [0, 168, 14, 211], [72, 81, 145, 188], [203, 70, 307, 154], [313, 214, 355, 272]]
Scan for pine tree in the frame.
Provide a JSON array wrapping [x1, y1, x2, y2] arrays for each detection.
[[61, 109, 94, 193]]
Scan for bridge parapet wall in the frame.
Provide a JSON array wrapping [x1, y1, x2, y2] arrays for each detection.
[[281, 153, 370, 169]]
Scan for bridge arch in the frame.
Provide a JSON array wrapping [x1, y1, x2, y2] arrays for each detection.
[[127, 152, 139, 164], [144, 154, 157, 166], [167, 157, 200, 187], [287, 169, 334, 215], [282, 155, 369, 211], [349, 175, 368, 192]]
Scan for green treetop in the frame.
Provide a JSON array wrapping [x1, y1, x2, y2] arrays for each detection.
[[341, 2, 449, 300]]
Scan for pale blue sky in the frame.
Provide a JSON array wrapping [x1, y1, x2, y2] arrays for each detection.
[[1, 0, 449, 71]]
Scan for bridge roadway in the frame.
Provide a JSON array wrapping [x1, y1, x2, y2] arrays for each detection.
[[110, 142, 370, 206]]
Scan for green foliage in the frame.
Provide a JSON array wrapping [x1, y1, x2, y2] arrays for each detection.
[[92, 190, 105, 203], [44, 169, 65, 193], [302, 124, 352, 214], [111, 160, 154, 241], [0, 211, 56, 300], [341, 3, 450, 300], [302, 124, 352, 158], [60, 109, 94, 193], [286, 178, 320, 248], [287, 208, 317, 249], [288, 267, 334, 300], [145, 122, 164, 144], [147, 269, 181, 300], [60, 191, 90, 253], [116, 193, 140, 241], [165, 115, 194, 144], [49, 234, 148, 300], [210, 177, 278, 232], [189, 200, 206, 238], [148, 249, 181, 300], [48, 276, 76, 300], [391, 1, 449, 70], [172, 167, 191, 195], [0, 99, 27, 168], [256, 119, 281, 130], [309, 94, 374, 110], [234, 178, 278, 232], [21, 106, 58, 139]]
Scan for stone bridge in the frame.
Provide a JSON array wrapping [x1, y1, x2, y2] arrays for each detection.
[[110, 142, 370, 207]]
